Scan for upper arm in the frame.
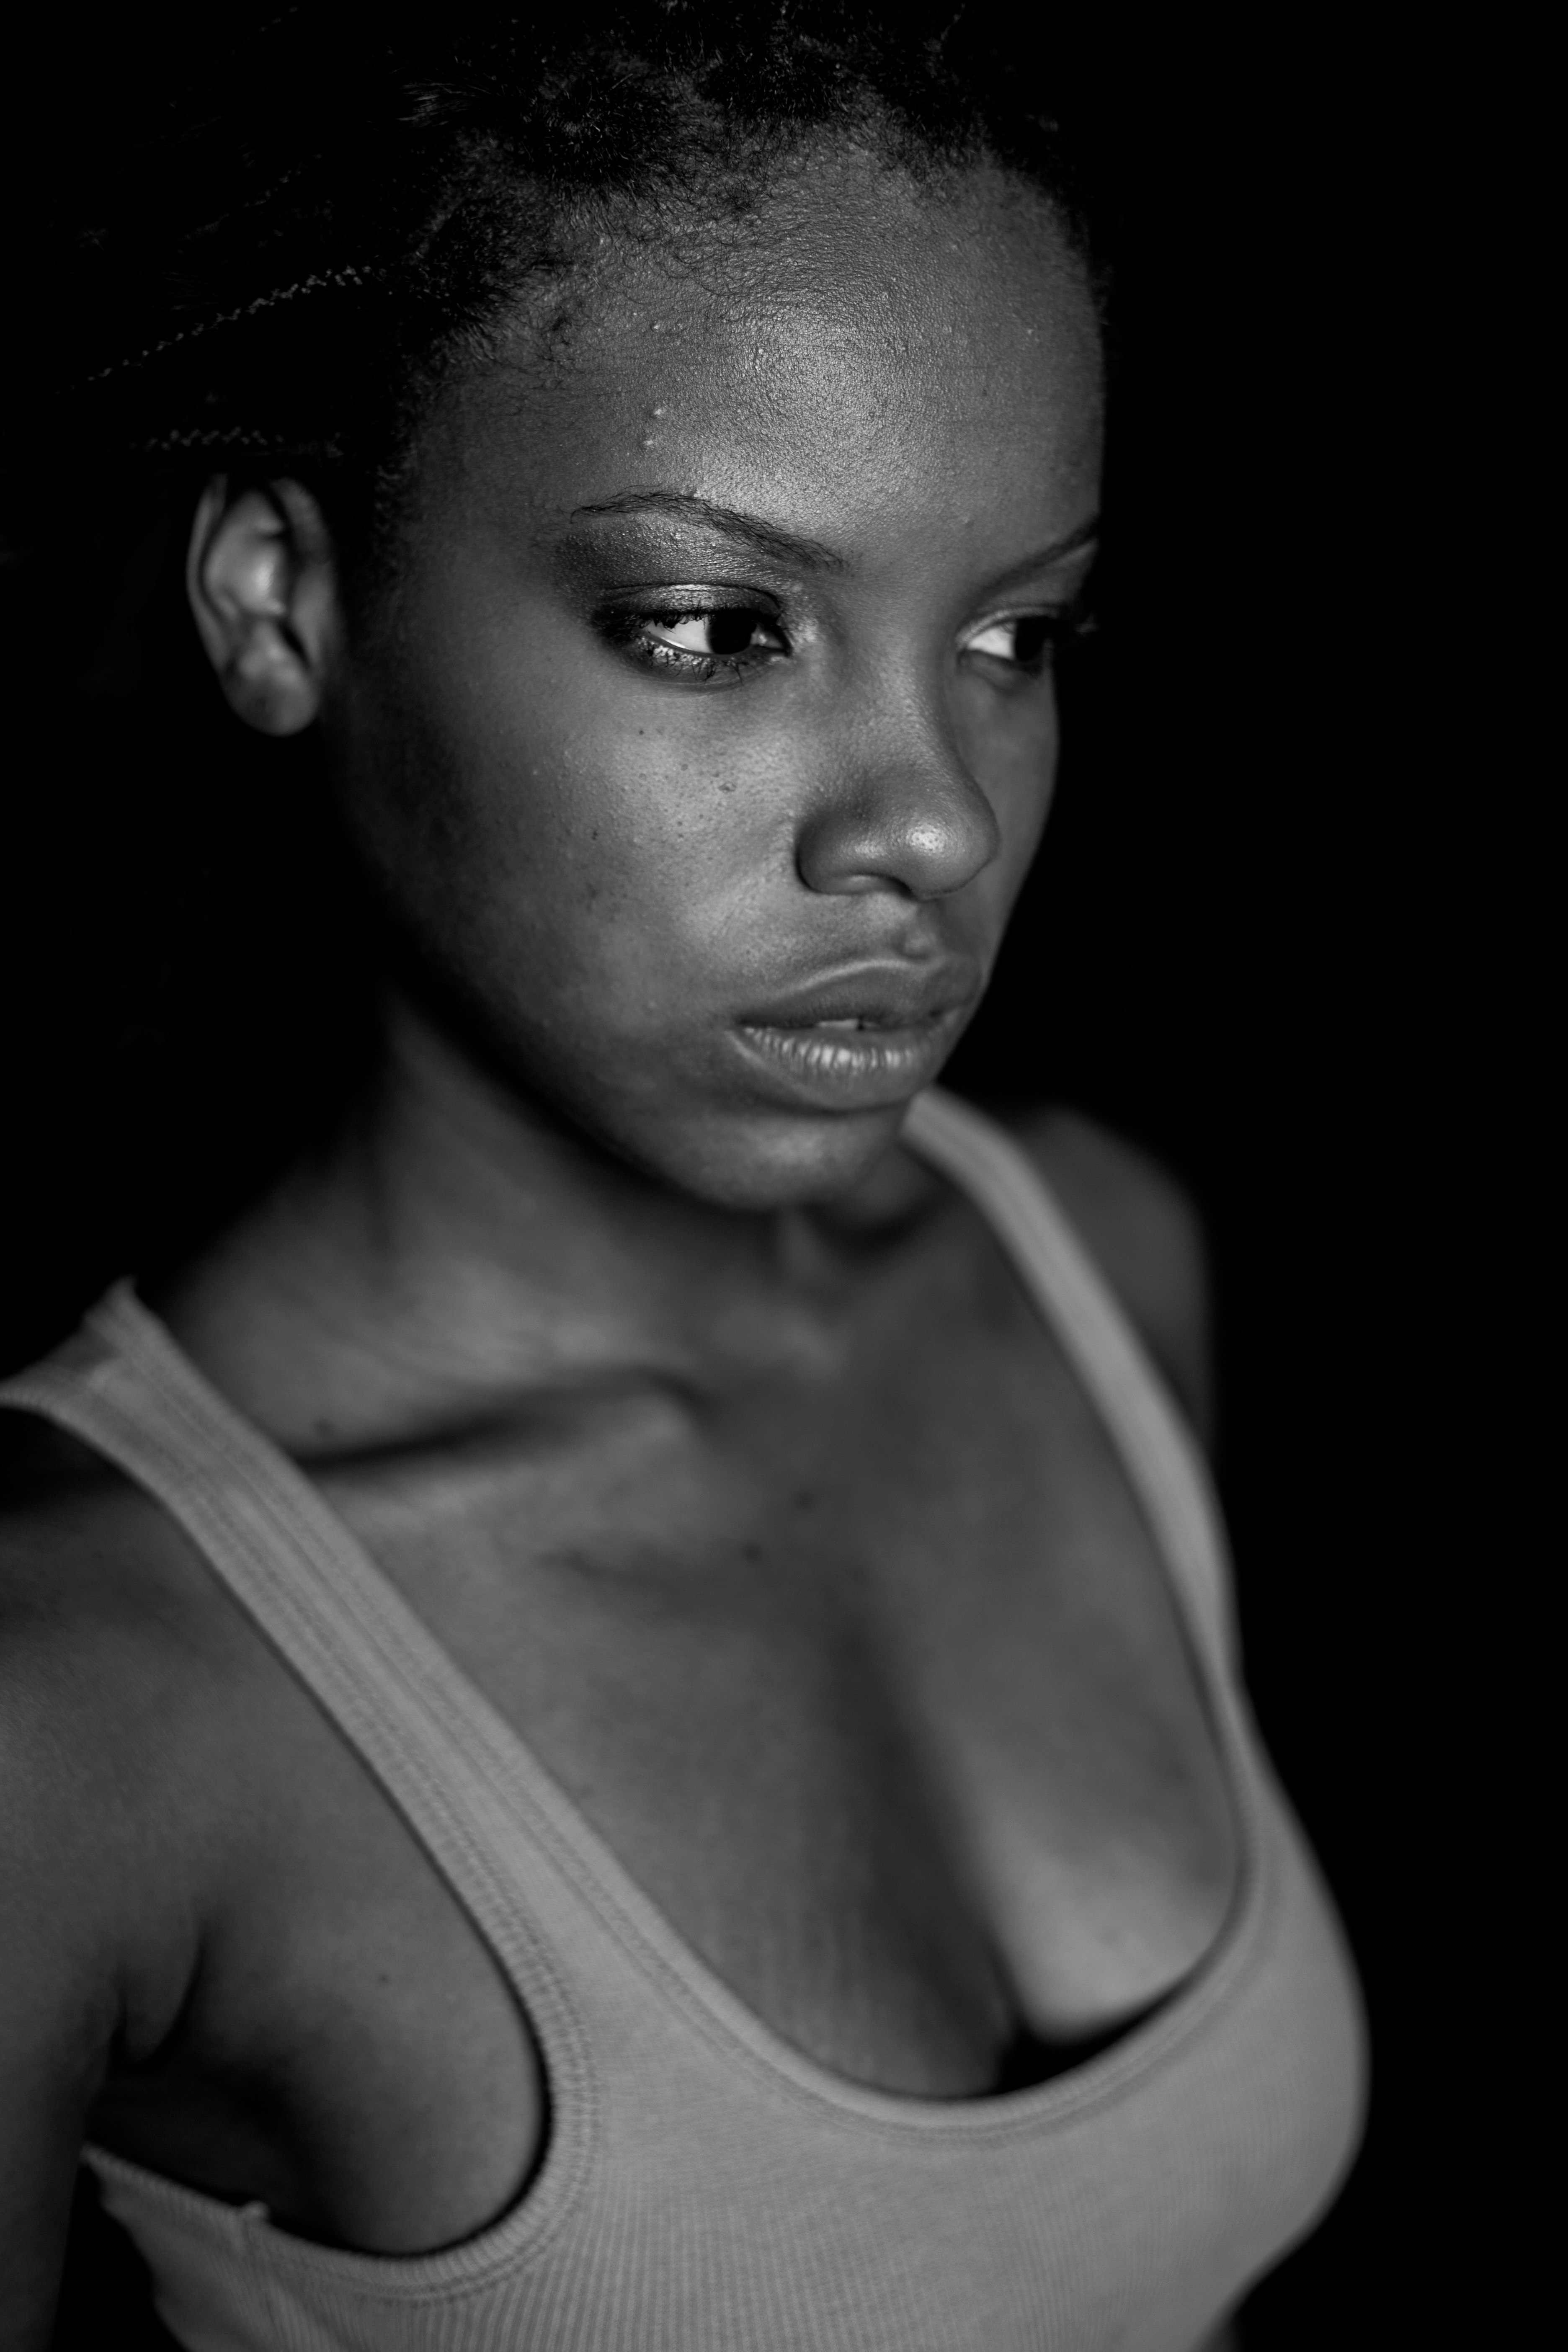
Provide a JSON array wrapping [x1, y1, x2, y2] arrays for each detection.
[[0, 1469, 193, 2352], [0, 1656, 124, 2349], [1015, 1108, 1216, 1447]]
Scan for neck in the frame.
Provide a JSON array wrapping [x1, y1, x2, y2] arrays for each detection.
[[150, 995, 924, 1449]]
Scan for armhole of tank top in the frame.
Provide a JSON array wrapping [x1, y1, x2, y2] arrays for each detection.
[[0, 1309, 601, 2158]]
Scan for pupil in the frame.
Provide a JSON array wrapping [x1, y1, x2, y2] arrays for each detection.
[[1013, 616, 1051, 665], [707, 610, 756, 656]]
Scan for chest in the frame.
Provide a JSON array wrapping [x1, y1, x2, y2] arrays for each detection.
[[320, 1223, 1234, 2065], [95, 1216, 1239, 2252]]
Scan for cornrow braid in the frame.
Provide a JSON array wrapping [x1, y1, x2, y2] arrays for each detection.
[[77, 266, 383, 392], [138, 421, 313, 457]]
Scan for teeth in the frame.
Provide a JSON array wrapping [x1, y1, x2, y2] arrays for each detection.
[[815, 1017, 864, 1030]]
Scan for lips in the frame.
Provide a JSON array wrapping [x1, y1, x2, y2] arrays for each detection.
[[736, 962, 980, 1034], [730, 962, 980, 1110]]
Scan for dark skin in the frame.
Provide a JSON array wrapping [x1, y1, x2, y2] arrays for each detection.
[[0, 150, 1233, 2342]]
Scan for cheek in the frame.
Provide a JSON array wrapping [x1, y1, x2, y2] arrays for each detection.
[[354, 604, 779, 1008], [953, 677, 1062, 869]]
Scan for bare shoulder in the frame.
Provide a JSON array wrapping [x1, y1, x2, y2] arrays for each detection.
[[1008, 1106, 1215, 1445], [0, 1414, 230, 1961], [0, 1415, 214, 2342]]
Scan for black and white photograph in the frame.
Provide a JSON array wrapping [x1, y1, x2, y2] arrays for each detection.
[[2, 8, 1472, 2346]]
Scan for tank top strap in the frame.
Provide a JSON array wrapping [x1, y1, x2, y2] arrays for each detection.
[[0, 1287, 606, 2051], [905, 1088, 1238, 1678]]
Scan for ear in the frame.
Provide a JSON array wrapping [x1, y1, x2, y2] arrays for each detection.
[[186, 476, 341, 736]]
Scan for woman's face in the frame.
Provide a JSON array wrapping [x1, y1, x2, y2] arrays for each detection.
[[329, 154, 1102, 1209]]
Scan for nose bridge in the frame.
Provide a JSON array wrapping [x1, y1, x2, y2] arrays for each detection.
[[795, 655, 1001, 902]]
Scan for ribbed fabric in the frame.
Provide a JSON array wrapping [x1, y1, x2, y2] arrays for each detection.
[[0, 1088, 1367, 2351]]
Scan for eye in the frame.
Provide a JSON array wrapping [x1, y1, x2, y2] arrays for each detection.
[[643, 609, 784, 660], [601, 600, 790, 682], [961, 613, 1064, 671]]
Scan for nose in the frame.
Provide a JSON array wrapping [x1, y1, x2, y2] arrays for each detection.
[[794, 708, 1003, 902]]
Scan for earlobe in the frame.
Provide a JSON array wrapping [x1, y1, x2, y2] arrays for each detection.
[[186, 476, 339, 738]]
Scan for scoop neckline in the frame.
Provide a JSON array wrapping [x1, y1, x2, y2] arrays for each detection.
[[83, 1122, 1266, 2147]]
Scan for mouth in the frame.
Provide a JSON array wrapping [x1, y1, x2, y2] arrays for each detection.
[[731, 968, 977, 1109]]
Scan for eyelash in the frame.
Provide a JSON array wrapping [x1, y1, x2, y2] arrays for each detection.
[[597, 603, 787, 683], [595, 596, 1096, 686], [966, 600, 1098, 675]]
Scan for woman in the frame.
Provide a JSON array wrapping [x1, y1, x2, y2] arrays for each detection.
[[0, 10, 1365, 2347]]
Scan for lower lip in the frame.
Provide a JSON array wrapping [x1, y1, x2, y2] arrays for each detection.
[[731, 1012, 961, 1109]]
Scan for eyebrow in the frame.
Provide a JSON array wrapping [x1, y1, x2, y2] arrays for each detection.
[[982, 516, 1101, 595], [569, 490, 1101, 585], [569, 492, 848, 573]]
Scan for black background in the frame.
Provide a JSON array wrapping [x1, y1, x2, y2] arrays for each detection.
[[3, 13, 1483, 2346]]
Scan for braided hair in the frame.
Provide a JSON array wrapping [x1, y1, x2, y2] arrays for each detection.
[[55, 2, 1098, 563]]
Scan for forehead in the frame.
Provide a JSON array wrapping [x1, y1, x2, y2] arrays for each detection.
[[425, 150, 1102, 554]]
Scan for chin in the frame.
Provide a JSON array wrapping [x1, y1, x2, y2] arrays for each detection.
[[629, 1099, 915, 1215]]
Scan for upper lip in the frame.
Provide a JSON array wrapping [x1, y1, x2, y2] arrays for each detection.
[[738, 963, 981, 1031]]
